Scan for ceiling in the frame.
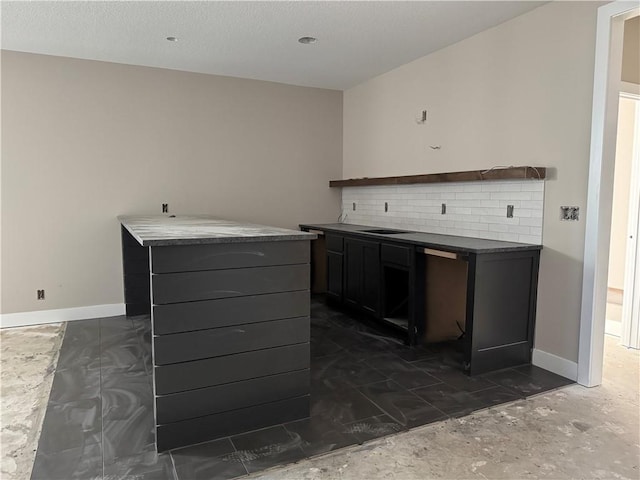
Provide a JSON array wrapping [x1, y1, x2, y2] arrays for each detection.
[[2, 1, 545, 90]]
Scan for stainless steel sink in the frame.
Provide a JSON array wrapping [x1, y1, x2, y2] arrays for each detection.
[[360, 229, 409, 235]]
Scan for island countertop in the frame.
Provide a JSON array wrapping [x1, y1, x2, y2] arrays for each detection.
[[299, 223, 541, 254], [119, 215, 316, 246]]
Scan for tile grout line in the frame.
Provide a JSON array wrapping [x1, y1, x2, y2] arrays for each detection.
[[99, 318, 105, 480], [228, 436, 252, 476], [404, 385, 451, 420], [354, 385, 407, 428], [228, 434, 250, 477], [168, 450, 180, 480]]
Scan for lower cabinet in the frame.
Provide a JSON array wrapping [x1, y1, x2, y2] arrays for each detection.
[[326, 252, 344, 300], [325, 234, 416, 344], [344, 238, 380, 316], [312, 227, 542, 375], [326, 235, 344, 301]]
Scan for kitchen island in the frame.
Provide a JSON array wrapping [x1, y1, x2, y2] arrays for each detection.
[[119, 215, 316, 452]]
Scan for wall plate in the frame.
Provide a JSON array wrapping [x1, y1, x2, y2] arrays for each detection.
[[560, 206, 579, 221]]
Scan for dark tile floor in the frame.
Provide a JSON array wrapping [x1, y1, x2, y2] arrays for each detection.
[[31, 298, 574, 480]]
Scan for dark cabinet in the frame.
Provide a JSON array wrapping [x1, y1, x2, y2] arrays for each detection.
[[326, 252, 343, 300], [300, 223, 542, 376], [325, 235, 344, 301], [344, 238, 380, 316], [361, 241, 381, 315]]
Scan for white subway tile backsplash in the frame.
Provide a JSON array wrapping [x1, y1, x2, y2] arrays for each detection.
[[498, 232, 520, 242], [491, 192, 533, 201], [498, 183, 525, 192], [531, 191, 545, 201], [521, 182, 545, 192], [479, 200, 501, 207], [455, 222, 489, 231], [489, 223, 509, 233], [520, 217, 543, 227], [529, 226, 543, 237], [498, 200, 521, 208], [341, 180, 544, 244], [507, 225, 533, 235], [455, 192, 491, 201]]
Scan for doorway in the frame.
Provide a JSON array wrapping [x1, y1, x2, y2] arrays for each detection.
[[606, 91, 640, 346], [579, 3, 640, 387]]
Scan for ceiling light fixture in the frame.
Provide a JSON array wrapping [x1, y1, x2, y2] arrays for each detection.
[[298, 36, 317, 45], [166, 36, 179, 42]]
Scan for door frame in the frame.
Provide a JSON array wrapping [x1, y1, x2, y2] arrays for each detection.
[[620, 91, 640, 348], [578, 2, 639, 387]]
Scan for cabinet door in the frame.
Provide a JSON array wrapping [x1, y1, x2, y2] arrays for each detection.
[[361, 241, 381, 316], [344, 238, 380, 315], [326, 251, 343, 300], [344, 239, 363, 308]]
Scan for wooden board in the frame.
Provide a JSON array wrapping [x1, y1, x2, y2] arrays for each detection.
[[424, 254, 468, 343], [329, 166, 546, 187]]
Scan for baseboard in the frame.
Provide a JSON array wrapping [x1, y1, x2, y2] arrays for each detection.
[[0, 304, 126, 329], [532, 348, 578, 381]]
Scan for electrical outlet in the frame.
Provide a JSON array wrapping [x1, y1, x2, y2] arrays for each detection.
[[507, 205, 514, 218], [162, 203, 169, 213], [37, 289, 45, 300], [560, 206, 579, 221], [441, 203, 446, 215]]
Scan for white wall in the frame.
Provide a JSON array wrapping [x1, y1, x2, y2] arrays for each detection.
[[1, 51, 343, 314], [343, 1, 603, 363], [608, 97, 636, 291]]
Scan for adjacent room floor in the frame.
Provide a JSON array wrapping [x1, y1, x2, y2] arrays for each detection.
[[16, 298, 579, 480], [0, 323, 65, 480]]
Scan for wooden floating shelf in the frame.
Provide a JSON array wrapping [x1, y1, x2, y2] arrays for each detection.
[[329, 166, 546, 188]]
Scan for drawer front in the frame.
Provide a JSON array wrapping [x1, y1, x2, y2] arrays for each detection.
[[381, 243, 411, 267], [151, 241, 309, 273], [152, 264, 310, 304], [152, 290, 309, 335], [156, 370, 309, 424], [326, 234, 344, 253], [156, 395, 310, 452], [154, 343, 309, 395], [153, 316, 309, 365]]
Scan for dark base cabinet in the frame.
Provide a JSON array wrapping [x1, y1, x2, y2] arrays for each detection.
[[120, 226, 311, 452], [326, 234, 344, 301], [300, 225, 541, 376], [465, 250, 540, 375], [344, 238, 380, 316], [324, 233, 421, 344]]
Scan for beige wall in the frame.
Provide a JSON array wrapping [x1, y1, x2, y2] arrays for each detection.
[[343, 1, 603, 363], [1, 51, 343, 314], [608, 97, 636, 291], [622, 16, 640, 85]]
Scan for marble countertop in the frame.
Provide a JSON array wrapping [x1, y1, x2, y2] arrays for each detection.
[[299, 223, 542, 254], [119, 215, 316, 246]]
